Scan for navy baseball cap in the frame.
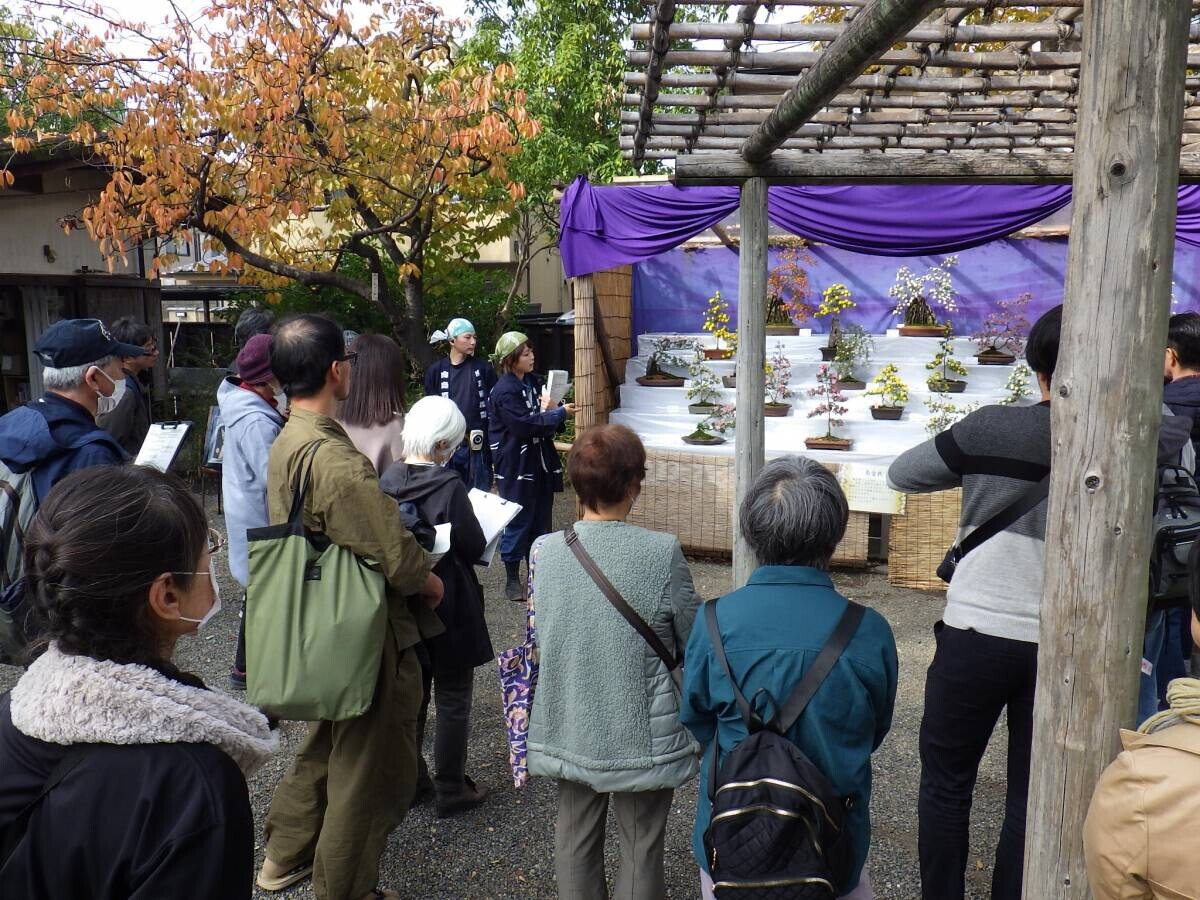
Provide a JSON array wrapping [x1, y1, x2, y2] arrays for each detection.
[[33, 318, 150, 368]]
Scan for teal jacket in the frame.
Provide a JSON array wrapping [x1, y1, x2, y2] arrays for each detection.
[[680, 566, 898, 893]]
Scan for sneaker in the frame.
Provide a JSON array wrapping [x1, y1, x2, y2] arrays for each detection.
[[229, 668, 247, 691], [436, 776, 489, 818], [504, 575, 525, 602]]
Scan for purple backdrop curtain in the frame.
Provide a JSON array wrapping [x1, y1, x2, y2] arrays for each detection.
[[561, 176, 1200, 277]]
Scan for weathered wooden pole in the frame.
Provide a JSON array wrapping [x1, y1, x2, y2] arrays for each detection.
[[740, 0, 942, 163], [732, 176, 767, 588], [1024, 3, 1191, 898], [571, 274, 597, 434]]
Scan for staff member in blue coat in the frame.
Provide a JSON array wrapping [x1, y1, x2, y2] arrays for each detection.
[[424, 318, 498, 491], [487, 331, 576, 600]]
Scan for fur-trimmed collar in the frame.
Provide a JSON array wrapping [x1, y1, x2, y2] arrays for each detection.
[[10, 643, 276, 776]]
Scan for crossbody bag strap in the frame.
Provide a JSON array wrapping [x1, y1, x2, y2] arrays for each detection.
[[953, 473, 1051, 562], [0, 743, 91, 868], [286, 440, 326, 526], [564, 526, 680, 679], [774, 601, 866, 734]]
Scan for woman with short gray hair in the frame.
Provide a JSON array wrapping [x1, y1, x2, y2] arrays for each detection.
[[681, 456, 899, 900]]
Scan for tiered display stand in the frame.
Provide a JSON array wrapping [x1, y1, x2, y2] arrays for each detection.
[[615, 331, 1019, 586]]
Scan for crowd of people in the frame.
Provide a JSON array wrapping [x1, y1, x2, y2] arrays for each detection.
[[0, 306, 1199, 899]]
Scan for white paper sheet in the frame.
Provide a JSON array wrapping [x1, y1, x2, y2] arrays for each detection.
[[544, 369, 571, 403], [134, 421, 193, 472], [468, 489, 523, 566], [429, 522, 453, 565]]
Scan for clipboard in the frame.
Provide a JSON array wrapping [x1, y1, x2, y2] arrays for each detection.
[[135, 420, 193, 473], [468, 489, 523, 566]]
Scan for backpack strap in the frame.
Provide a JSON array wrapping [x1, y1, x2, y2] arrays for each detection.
[[703, 598, 761, 731], [774, 601, 866, 734], [564, 526, 682, 688], [0, 743, 91, 868]]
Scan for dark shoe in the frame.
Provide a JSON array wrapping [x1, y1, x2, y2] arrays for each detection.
[[436, 776, 489, 818], [504, 575, 525, 602], [229, 668, 247, 691], [412, 775, 435, 807]]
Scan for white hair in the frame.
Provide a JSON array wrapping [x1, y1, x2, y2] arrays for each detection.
[[403, 395, 466, 460], [42, 356, 114, 391]]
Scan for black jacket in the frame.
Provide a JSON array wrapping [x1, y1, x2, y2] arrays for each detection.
[[1164, 373, 1200, 457], [380, 462, 494, 672], [0, 693, 253, 899]]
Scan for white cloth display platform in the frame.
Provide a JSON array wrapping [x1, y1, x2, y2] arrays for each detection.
[[612, 332, 1030, 466]]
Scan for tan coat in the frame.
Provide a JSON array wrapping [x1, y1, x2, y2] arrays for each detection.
[[1084, 722, 1200, 899]]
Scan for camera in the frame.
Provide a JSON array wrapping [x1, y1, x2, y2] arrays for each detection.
[[469, 429, 485, 451]]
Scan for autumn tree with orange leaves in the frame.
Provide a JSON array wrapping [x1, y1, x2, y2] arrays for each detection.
[[3, 0, 537, 365]]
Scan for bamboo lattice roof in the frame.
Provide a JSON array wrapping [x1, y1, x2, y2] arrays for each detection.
[[622, 1, 1200, 180]]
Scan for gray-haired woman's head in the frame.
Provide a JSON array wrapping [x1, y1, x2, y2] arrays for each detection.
[[739, 456, 848, 570], [403, 395, 466, 462]]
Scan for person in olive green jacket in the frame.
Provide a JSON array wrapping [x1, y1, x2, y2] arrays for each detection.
[[255, 315, 444, 900]]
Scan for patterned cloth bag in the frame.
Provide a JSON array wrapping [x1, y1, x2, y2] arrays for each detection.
[[497, 547, 540, 788]]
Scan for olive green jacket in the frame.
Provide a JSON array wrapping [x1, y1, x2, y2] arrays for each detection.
[[266, 407, 443, 649]]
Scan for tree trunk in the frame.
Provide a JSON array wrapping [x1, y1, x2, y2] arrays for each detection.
[[402, 273, 435, 371]]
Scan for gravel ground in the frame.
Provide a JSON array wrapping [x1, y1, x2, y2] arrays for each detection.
[[0, 490, 1012, 899]]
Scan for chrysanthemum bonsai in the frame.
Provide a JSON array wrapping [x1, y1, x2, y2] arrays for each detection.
[[866, 363, 908, 420], [832, 325, 874, 391], [638, 337, 700, 387], [816, 282, 854, 361], [683, 403, 735, 445], [925, 331, 969, 393], [765, 243, 816, 335], [805, 364, 852, 451], [924, 396, 979, 436], [686, 361, 723, 415], [999, 361, 1034, 405], [701, 290, 737, 359], [973, 293, 1031, 365], [764, 343, 793, 416], [889, 256, 959, 336]]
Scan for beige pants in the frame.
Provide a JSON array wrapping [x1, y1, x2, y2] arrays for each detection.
[[264, 629, 421, 900], [554, 779, 675, 900]]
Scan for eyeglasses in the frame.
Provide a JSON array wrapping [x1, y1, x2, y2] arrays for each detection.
[[207, 527, 226, 556], [143, 342, 159, 354], [339, 351, 358, 368]]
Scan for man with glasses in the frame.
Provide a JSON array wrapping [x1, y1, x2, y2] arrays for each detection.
[[255, 314, 444, 900], [97, 317, 160, 456]]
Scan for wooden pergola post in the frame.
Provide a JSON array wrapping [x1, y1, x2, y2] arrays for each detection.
[[1024, 2, 1191, 897], [571, 274, 597, 434], [732, 176, 767, 588]]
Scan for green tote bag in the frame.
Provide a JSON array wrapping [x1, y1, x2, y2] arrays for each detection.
[[245, 441, 387, 721]]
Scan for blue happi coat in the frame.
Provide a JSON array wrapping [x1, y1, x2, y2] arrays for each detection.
[[487, 372, 565, 507]]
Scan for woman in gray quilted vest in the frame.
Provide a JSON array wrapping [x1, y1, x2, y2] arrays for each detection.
[[527, 423, 701, 900]]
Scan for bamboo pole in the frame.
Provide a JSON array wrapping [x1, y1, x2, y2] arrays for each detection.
[[571, 275, 597, 435], [631, 18, 1099, 44], [732, 177, 767, 589], [686, 1, 763, 153], [624, 91, 1081, 111], [627, 71, 1085, 93], [1024, 1, 1191, 896], [628, 47, 1089, 71], [631, 0, 676, 167]]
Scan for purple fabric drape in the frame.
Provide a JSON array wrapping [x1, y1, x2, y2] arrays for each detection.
[[560, 176, 1200, 276]]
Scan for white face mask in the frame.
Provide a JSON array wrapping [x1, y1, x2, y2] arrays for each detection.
[[273, 390, 288, 415], [177, 567, 221, 629], [94, 368, 127, 415]]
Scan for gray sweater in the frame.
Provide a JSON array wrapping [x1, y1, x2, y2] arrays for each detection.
[[888, 403, 1051, 643]]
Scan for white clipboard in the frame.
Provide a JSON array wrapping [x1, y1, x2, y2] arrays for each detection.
[[468, 489, 523, 566], [134, 421, 193, 473]]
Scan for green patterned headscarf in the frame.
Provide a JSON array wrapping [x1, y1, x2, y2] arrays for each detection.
[[491, 331, 529, 365]]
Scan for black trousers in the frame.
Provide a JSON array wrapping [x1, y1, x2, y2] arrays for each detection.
[[918, 622, 1038, 900], [416, 660, 476, 795], [234, 593, 247, 674]]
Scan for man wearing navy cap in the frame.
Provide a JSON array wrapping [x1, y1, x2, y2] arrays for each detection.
[[0, 318, 146, 504]]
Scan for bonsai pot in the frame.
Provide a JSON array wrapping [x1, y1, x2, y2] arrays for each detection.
[[766, 324, 800, 336], [899, 324, 948, 337], [763, 403, 791, 417], [688, 403, 720, 416], [682, 430, 725, 446], [805, 436, 853, 452], [722, 375, 737, 389], [928, 378, 967, 394], [820, 346, 837, 362], [703, 348, 735, 361], [870, 405, 905, 421], [976, 349, 1017, 366], [636, 374, 685, 387], [839, 379, 867, 392]]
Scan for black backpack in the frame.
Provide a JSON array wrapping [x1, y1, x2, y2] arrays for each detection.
[[1150, 415, 1200, 609], [702, 598, 865, 898]]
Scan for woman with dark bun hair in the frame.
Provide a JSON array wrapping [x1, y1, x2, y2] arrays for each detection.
[[0, 465, 276, 900]]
